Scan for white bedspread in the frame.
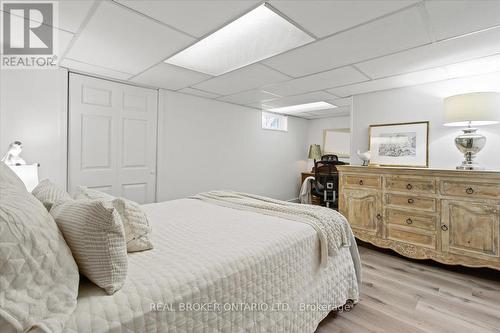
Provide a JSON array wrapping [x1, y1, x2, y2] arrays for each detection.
[[63, 199, 359, 333]]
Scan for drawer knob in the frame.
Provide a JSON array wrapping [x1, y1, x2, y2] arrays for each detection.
[[441, 225, 448, 231], [406, 218, 413, 224], [359, 179, 364, 185], [407, 198, 415, 204], [376, 213, 382, 220], [406, 183, 413, 190], [466, 187, 474, 194]]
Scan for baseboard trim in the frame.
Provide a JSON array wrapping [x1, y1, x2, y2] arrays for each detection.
[[287, 197, 300, 203]]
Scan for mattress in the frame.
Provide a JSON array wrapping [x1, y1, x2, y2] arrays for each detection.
[[63, 199, 359, 333]]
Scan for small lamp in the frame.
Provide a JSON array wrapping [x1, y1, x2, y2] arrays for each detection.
[[308, 144, 322, 172], [444, 92, 500, 170]]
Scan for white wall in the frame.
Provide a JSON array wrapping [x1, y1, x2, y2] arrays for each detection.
[[157, 90, 309, 201], [351, 72, 500, 170], [0, 68, 68, 187]]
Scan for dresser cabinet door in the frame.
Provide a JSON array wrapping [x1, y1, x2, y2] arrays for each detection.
[[441, 200, 499, 259], [340, 189, 381, 235]]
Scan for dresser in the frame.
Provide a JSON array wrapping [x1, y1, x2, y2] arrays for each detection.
[[337, 165, 500, 270]]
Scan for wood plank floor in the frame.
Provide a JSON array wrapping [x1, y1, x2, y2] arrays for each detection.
[[316, 244, 500, 333]]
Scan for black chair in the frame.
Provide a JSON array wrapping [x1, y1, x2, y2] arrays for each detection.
[[321, 154, 339, 162], [311, 160, 339, 209]]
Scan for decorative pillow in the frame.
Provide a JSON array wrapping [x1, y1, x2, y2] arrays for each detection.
[[50, 199, 128, 294], [31, 179, 72, 211], [0, 161, 25, 190], [0, 183, 79, 333], [75, 186, 153, 252]]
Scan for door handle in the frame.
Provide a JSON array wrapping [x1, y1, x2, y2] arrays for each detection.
[[441, 225, 448, 231], [407, 198, 415, 204], [406, 184, 413, 190], [376, 213, 382, 220], [405, 218, 413, 225]]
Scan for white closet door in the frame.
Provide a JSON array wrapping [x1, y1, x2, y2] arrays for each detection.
[[68, 73, 158, 203]]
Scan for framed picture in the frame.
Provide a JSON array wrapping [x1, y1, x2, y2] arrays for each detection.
[[323, 128, 350, 158], [369, 121, 429, 167]]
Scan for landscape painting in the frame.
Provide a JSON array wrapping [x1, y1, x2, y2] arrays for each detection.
[[369, 122, 428, 167]]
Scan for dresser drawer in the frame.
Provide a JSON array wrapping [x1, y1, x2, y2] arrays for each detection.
[[385, 177, 435, 194], [387, 225, 436, 249], [386, 209, 436, 231], [386, 194, 436, 212], [343, 175, 381, 189], [441, 180, 500, 199]]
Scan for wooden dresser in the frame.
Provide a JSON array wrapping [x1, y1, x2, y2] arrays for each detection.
[[337, 165, 500, 270]]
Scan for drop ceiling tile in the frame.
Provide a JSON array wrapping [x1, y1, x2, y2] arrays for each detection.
[[424, 0, 500, 41], [192, 64, 290, 96], [60, 58, 134, 80], [329, 97, 352, 107], [217, 90, 280, 105], [327, 68, 449, 97], [66, 1, 194, 75], [58, 29, 74, 55], [116, 0, 260, 37], [178, 87, 221, 99], [130, 63, 211, 90], [263, 66, 367, 96], [357, 27, 500, 79], [270, 0, 418, 38], [262, 91, 339, 108], [246, 101, 274, 109], [308, 106, 351, 116], [263, 7, 431, 77], [59, 0, 96, 33]]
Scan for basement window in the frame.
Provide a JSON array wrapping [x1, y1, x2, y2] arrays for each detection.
[[262, 112, 288, 132]]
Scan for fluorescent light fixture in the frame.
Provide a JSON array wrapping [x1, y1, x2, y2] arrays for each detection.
[[267, 101, 337, 114], [445, 54, 500, 78], [164, 4, 314, 76]]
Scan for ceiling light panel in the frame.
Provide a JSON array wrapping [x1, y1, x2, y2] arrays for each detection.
[[267, 101, 337, 114], [164, 4, 314, 76]]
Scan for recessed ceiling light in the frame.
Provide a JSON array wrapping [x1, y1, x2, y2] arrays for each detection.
[[164, 3, 314, 76], [267, 101, 337, 114]]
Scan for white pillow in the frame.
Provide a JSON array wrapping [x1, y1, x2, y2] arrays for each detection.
[[75, 187, 153, 252], [31, 179, 72, 211], [0, 183, 79, 333], [50, 199, 128, 294]]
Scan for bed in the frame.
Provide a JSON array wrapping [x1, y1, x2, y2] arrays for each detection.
[[63, 198, 360, 333]]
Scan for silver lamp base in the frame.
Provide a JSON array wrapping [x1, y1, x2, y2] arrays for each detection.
[[454, 128, 486, 170]]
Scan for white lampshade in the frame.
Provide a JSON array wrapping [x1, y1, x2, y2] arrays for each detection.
[[444, 92, 500, 127], [9, 164, 39, 192]]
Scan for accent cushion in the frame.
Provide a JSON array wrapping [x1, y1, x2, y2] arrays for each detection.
[[31, 179, 72, 211], [0, 183, 79, 333], [50, 199, 128, 294], [0, 161, 25, 191], [75, 187, 153, 252]]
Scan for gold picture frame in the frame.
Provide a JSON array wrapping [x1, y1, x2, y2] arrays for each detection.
[[368, 121, 429, 167]]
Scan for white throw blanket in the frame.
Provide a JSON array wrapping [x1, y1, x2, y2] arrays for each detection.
[[191, 191, 355, 269], [299, 176, 315, 204]]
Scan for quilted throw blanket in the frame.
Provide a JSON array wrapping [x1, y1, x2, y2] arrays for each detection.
[[192, 191, 360, 274]]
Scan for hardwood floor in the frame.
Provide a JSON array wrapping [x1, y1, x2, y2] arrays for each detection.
[[316, 244, 500, 333]]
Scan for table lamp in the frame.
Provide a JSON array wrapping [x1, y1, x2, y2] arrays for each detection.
[[444, 92, 500, 170], [308, 144, 322, 171]]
